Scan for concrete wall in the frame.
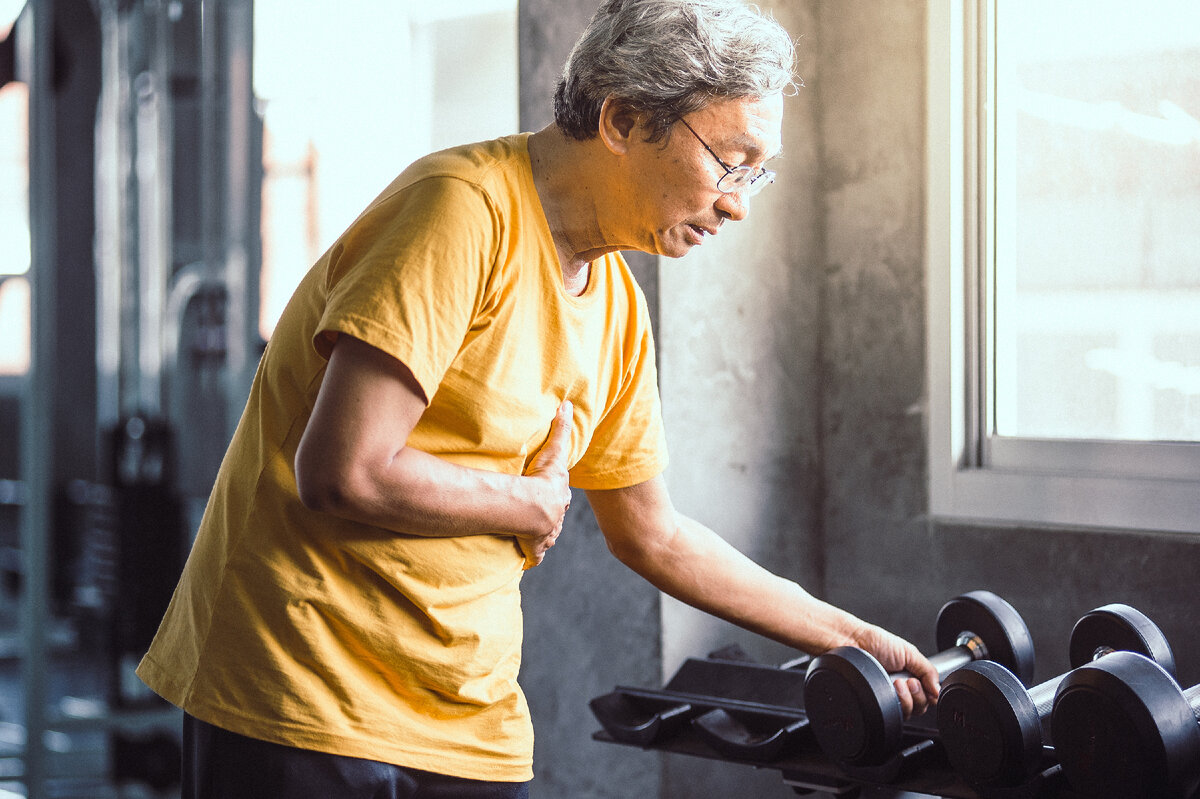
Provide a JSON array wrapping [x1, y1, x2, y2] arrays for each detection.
[[518, 1, 1200, 798], [517, 4, 664, 798], [654, 2, 822, 795]]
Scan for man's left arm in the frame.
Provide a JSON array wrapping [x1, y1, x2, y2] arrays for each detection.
[[585, 475, 940, 716]]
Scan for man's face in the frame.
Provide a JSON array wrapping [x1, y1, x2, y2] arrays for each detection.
[[627, 93, 784, 258]]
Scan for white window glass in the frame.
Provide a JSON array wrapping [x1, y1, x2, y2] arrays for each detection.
[[252, 0, 518, 340], [0, 277, 30, 375], [992, 1, 1200, 443], [926, 0, 1200, 534], [1, 7, 30, 376]]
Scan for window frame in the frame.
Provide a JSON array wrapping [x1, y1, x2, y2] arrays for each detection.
[[926, 0, 1200, 535]]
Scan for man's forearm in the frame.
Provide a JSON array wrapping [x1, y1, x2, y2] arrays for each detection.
[[297, 443, 542, 538], [612, 512, 867, 655], [293, 336, 574, 552]]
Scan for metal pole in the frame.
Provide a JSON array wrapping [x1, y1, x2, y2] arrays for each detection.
[[20, 0, 56, 793]]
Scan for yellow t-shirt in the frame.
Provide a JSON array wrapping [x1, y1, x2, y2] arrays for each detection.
[[136, 134, 668, 781]]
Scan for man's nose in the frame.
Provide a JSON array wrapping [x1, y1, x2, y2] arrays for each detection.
[[715, 190, 749, 222]]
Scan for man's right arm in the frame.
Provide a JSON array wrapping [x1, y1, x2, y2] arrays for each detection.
[[293, 334, 572, 566]]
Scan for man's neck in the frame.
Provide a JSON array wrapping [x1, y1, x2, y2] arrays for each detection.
[[527, 125, 632, 294]]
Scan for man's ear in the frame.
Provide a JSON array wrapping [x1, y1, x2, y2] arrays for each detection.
[[597, 96, 640, 155]]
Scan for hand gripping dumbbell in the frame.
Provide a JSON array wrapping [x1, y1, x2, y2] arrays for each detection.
[[936, 603, 1175, 794], [802, 590, 1034, 771], [1050, 649, 1200, 799]]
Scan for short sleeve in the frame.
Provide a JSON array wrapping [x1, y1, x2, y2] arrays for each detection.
[[313, 177, 500, 401], [569, 299, 670, 490]]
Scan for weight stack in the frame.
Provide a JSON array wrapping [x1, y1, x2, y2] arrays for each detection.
[[108, 415, 186, 706]]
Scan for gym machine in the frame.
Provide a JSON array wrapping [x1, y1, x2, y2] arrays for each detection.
[[4, 0, 260, 794], [589, 591, 1197, 798]]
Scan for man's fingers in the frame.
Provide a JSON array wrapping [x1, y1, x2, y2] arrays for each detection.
[[907, 655, 941, 703], [908, 677, 929, 714], [519, 521, 565, 570], [520, 401, 573, 571], [893, 678, 915, 717], [894, 677, 932, 718], [520, 539, 545, 570], [541, 400, 573, 463]]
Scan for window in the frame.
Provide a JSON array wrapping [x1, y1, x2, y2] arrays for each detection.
[[252, 0, 518, 340], [0, 5, 30, 377], [927, 0, 1200, 534]]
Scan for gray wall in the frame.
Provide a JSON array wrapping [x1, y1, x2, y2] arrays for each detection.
[[518, 2, 1200, 798], [518, 3, 664, 798], [655, 2, 822, 794]]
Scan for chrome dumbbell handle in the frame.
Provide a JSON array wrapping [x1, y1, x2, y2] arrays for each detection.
[[916, 628, 984, 676], [1186, 683, 1200, 724], [895, 632, 987, 683], [1027, 644, 1120, 717]]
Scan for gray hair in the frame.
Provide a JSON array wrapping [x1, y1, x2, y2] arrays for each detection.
[[553, 0, 798, 142]]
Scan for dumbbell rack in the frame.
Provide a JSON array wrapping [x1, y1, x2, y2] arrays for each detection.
[[590, 645, 1095, 799]]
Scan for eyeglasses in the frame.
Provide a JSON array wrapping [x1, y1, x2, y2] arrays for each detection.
[[677, 117, 776, 197]]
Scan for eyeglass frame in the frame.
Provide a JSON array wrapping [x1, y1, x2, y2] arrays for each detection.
[[676, 116, 776, 196]]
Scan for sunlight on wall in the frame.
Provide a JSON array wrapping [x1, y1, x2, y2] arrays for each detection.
[[0, 2, 30, 377], [253, 0, 519, 338], [0, 278, 29, 375]]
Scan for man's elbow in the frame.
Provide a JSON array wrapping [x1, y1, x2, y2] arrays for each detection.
[[294, 452, 362, 515], [604, 533, 639, 566], [295, 468, 337, 513], [604, 524, 672, 574]]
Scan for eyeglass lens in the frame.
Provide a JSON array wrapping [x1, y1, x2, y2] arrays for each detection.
[[718, 168, 774, 196]]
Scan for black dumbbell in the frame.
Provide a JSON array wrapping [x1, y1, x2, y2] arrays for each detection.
[[803, 590, 1034, 770], [936, 603, 1175, 793], [1051, 649, 1200, 799]]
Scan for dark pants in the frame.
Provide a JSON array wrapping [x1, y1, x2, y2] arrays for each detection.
[[183, 713, 531, 799]]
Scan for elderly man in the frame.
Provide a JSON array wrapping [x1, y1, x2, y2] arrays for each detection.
[[137, 0, 939, 796]]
